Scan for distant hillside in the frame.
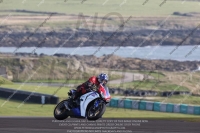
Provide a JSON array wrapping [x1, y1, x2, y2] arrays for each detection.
[[72, 54, 200, 72], [0, 54, 199, 83], [0, 55, 124, 82], [0, 56, 94, 82]]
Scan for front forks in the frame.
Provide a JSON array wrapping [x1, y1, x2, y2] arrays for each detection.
[[94, 99, 104, 109]]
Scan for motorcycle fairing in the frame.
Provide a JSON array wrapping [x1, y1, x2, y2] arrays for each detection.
[[79, 91, 100, 117], [71, 108, 81, 117]]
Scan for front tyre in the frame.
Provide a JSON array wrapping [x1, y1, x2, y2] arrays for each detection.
[[54, 100, 69, 120], [86, 101, 106, 120]]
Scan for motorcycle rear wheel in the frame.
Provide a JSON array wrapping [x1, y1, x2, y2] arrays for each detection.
[[54, 100, 69, 120]]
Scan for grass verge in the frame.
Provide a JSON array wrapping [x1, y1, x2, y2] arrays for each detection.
[[0, 98, 199, 119], [0, 0, 200, 17], [108, 80, 189, 91]]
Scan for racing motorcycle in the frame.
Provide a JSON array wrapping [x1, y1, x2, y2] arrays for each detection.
[[53, 85, 111, 120]]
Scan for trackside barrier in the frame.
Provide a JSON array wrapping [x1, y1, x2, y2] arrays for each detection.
[[132, 100, 140, 109], [180, 104, 188, 114], [160, 103, 167, 112], [0, 87, 59, 104], [173, 104, 180, 113], [187, 105, 194, 114], [146, 101, 154, 111], [124, 99, 132, 109], [118, 99, 124, 108], [110, 98, 119, 108], [153, 102, 160, 111], [194, 106, 200, 115], [166, 103, 174, 113], [108, 98, 200, 115], [139, 101, 146, 110]]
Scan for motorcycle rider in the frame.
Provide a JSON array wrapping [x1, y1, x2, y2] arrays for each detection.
[[69, 73, 109, 107]]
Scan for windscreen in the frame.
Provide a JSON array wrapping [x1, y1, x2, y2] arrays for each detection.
[[102, 85, 111, 99]]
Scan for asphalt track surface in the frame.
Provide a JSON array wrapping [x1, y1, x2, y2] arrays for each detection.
[[0, 117, 199, 133]]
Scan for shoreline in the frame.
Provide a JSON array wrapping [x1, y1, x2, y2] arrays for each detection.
[[0, 46, 200, 62]]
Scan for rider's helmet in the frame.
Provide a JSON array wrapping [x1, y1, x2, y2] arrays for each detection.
[[97, 73, 109, 85], [87, 76, 98, 90]]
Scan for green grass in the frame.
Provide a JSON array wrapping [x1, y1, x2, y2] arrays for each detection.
[[112, 70, 166, 79], [138, 71, 166, 79], [0, 76, 13, 85], [0, 83, 198, 105], [0, 98, 199, 118], [109, 80, 189, 91], [0, 0, 200, 17], [24, 79, 85, 84], [13, 73, 122, 83], [127, 95, 200, 106], [158, 83, 189, 91], [1, 83, 200, 118], [1, 84, 71, 99], [162, 95, 200, 105]]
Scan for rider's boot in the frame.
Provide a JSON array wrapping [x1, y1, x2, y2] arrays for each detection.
[[67, 93, 78, 108]]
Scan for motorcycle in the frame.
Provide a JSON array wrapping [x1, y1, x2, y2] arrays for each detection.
[[53, 84, 111, 120]]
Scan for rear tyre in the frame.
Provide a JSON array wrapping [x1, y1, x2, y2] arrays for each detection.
[[54, 100, 69, 120], [86, 101, 106, 120]]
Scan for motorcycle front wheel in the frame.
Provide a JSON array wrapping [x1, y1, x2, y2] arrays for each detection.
[[53, 100, 69, 120], [86, 101, 106, 120]]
